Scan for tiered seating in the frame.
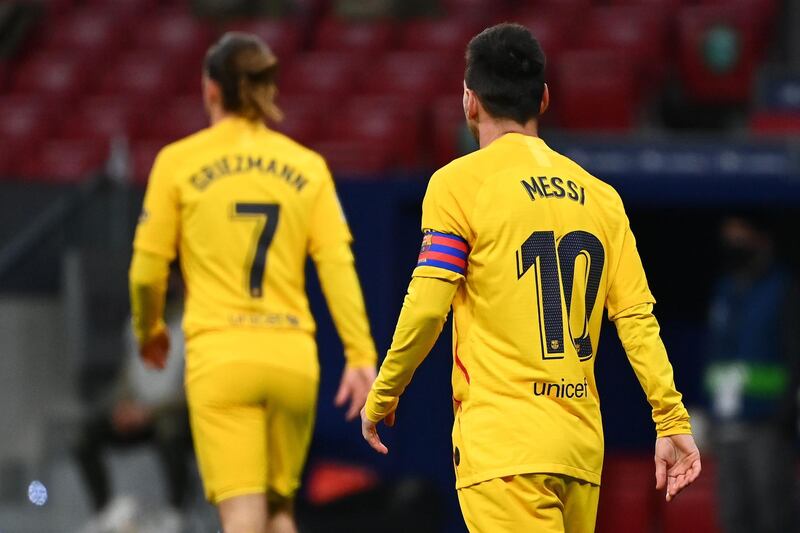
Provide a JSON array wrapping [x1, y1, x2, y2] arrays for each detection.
[[281, 52, 366, 99], [678, 4, 761, 104], [579, 6, 668, 86], [0, 0, 782, 180], [43, 9, 124, 62], [12, 52, 88, 102], [224, 19, 303, 61], [661, 460, 720, 533], [431, 96, 468, 167], [313, 17, 395, 53], [360, 52, 449, 102], [399, 18, 481, 55], [18, 139, 105, 182], [596, 455, 655, 533], [556, 50, 637, 131], [61, 97, 142, 142]]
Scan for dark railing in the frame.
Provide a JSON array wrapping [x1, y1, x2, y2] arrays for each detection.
[[0, 172, 110, 281]]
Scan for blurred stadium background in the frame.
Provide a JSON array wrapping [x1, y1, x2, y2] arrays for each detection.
[[0, 0, 799, 531]]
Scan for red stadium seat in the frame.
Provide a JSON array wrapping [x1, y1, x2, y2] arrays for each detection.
[[98, 53, 175, 104], [313, 18, 395, 53], [0, 96, 60, 174], [750, 111, 800, 135], [514, 0, 592, 21], [399, 18, 481, 54], [360, 52, 448, 103], [132, 11, 213, 63], [12, 53, 89, 101], [45, 0, 79, 15], [555, 50, 637, 131], [61, 97, 143, 141], [0, 96, 55, 145], [431, 96, 468, 167], [698, 0, 777, 37], [514, 10, 572, 66], [661, 460, 720, 533], [43, 9, 124, 60], [579, 6, 668, 83], [83, 0, 157, 15], [131, 139, 168, 185], [678, 5, 760, 104], [273, 95, 332, 145], [326, 100, 422, 169], [311, 139, 393, 176], [442, 0, 507, 19], [224, 19, 303, 61], [609, 0, 684, 10], [145, 96, 208, 141], [596, 455, 655, 533], [275, 97, 328, 146], [281, 52, 367, 99], [18, 140, 106, 182]]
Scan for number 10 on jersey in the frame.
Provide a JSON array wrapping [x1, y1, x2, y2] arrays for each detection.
[[515, 230, 605, 362]]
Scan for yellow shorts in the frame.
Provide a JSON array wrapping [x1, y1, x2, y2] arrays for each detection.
[[185, 328, 319, 504], [458, 473, 599, 533]]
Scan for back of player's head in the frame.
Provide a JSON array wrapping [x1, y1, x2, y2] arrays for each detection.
[[204, 32, 283, 123], [465, 23, 546, 125]]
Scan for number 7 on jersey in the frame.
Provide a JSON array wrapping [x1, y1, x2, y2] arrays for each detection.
[[234, 202, 280, 298]]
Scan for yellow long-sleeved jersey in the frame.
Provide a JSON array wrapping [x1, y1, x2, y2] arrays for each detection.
[[365, 133, 690, 489], [130, 116, 376, 369]]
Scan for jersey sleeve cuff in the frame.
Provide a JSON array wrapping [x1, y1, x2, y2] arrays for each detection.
[[656, 425, 693, 439], [133, 240, 176, 261], [365, 390, 398, 423], [655, 419, 692, 439], [345, 351, 377, 369], [607, 294, 656, 320]]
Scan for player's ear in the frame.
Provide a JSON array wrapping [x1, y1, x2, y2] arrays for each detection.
[[463, 84, 479, 121], [539, 83, 550, 116], [202, 74, 223, 117]]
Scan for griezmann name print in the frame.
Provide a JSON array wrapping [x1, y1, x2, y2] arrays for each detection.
[[189, 154, 309, 192]]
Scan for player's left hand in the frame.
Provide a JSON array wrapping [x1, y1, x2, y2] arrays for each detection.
[[360, 406, 395, 455], [140, 328, 170, 370], [335, 365, 377, 420], [655, 433, 702, 502]]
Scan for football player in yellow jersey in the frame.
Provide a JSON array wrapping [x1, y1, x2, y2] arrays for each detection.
[[361, 23, 701, 532], [129, 33, 378, 533]]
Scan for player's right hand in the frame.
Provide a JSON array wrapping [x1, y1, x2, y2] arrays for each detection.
[[655, 433, 702, 502], [360, 406, 394, 455], [139, 328, 170, 370]]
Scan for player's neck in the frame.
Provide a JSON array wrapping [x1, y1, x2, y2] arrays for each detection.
[[209, 107, 231, 126], [478, 118, 539, 148]]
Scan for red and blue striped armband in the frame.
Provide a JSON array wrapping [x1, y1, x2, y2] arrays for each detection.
[[416, 230, 469, 276]]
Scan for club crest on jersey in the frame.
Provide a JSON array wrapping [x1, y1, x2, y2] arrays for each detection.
[[419, 233, 433, 258], [415, 231, 469, 275], [550, 339, 560, 350]]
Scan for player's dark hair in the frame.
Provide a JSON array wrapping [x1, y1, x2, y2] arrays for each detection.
[[204, 32, 282, 122], [465, 23, 546, 125]]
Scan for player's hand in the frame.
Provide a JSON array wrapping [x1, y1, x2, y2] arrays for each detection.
[[139, 328, 170, 370], [360, 406, 395, 455], [335, 365, 377, 421], [655, 434, 702, 502]]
